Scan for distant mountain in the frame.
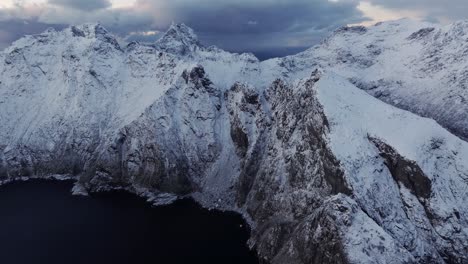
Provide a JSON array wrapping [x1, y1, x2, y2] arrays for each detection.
[[1, 20, 467, 264]]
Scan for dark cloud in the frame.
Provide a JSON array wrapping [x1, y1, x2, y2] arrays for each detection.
[[195, 1, 360, 34], [132, 0, 365, 53], [0, 19, 66, 50], [0, 0, 367, 58], [48, 0, 112, 11]]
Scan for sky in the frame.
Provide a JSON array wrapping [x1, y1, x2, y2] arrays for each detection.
[[0, 0, 466, 59]]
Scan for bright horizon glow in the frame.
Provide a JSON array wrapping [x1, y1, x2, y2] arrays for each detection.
[[109, 0, 137, 9], [1, 0, 47, 8], [353, 1, 423, 26], [0, 0, 136, 9]]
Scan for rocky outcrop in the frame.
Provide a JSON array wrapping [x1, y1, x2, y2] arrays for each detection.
[[369, 135, 468, 263], [370, 136, 432, 200], [230, 76, 354, 263]]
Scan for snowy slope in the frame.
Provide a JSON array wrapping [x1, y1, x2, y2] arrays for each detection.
[[267, 19, 468, 140], [315, 73, 468, 263], [0, 20, 468, 264]]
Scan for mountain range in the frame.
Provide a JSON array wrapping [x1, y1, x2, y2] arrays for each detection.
[[0, 19, 467, 263]]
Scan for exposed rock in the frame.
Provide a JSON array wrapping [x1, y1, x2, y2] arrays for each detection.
[[408, 27, 436, 40], [369, 136, 432, 200]]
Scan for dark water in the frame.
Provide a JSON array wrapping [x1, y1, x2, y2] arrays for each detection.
[[0, 180, 259, 264]]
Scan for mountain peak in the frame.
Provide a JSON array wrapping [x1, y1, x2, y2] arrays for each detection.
[[155, 23, 202, 55], [70, 23, 121, 50], [167, 23, 198, 40], [70, 23, 106, 38]]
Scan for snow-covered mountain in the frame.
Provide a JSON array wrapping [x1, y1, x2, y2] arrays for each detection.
[[1, 20, 468, 263]]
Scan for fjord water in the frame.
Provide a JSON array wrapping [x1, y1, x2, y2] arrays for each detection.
[[0, 180, 258, 264]]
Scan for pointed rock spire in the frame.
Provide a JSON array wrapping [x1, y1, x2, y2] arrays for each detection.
[[155, 23, 202, 55]]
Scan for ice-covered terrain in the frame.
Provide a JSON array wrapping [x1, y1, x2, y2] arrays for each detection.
[[0, 21, 468, 263]]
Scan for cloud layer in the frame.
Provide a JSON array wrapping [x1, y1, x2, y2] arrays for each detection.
[[49, 0, 112, 11]]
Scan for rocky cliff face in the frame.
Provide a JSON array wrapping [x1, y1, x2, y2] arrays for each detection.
[[1, 21, 468, 263]]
